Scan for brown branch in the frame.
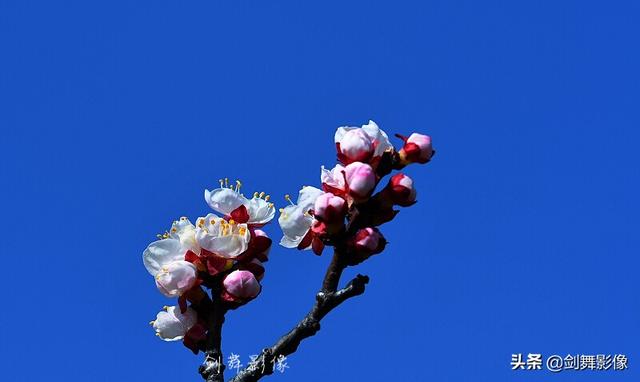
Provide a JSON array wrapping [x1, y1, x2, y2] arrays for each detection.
[[199, 287, 228, 382], [321, 250, 346, 292], [228, 248, 369, 382]]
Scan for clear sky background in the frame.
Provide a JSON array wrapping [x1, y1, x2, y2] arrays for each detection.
[[1, 1, 638, 381]]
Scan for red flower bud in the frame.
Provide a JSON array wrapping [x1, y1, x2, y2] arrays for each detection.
[[386, 173, 417, 207], [350, 227, 386, 261], [398, 133, 433, 164]]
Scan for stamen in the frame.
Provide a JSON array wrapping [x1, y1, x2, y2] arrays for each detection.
[[224, 178, 229, 188], [236, 180, 242, 193], [253, 191, 259, 198], [268, 202, 274, 208], [162, 306, 169, 311], [219, 179, 224, 188], [265, 195, 271, 201], [285, 194, 294, 205], [149, 321, 155, 325], [228, 219, 236, 225], [180, 216, 187, 221], [259, 191, 265, 199]]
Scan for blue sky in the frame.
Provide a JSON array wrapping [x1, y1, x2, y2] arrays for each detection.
[[1, 1, 638, 381]]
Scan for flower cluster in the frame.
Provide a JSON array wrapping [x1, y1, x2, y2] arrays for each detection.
[[279, 120, 433, 263], [143, 120, 434, 362], [143, 180, 275, 353]]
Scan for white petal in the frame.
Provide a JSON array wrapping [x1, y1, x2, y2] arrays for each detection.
[[169, 218, 200, 253], [153, 306, 197, 341], [278, 204, 313, 238], [246, 197, 275, 225], [204, 188, 248, 216], [362, 120, 393, 156], [296, 186, 324, 208], [334, 126, 356, 143], [196, 220, 251, 259], [143, 239, 187, 277], [155, 261, 197, 297], [320, 164, 346, 192], [277, 186, 322, 249]]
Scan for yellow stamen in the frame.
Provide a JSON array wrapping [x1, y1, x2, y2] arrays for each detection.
[[225, 178, 229, 188], [259, 191, 266, 198], [228, 219, 236, 225], [253, 192, 259, 198], [162, 306, 169, 311], [265, 195, 271, 201]]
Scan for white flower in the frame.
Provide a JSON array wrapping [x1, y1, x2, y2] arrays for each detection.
[[155, 260, 198, 297], [151, 305, 197, 341], [195, 213, 251, 259], [143, 218, 200, 297], [204, 184, 275, 225], [278, 186, 324, 249]]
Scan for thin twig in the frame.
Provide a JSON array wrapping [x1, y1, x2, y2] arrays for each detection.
[[229, 248, 369, 382]]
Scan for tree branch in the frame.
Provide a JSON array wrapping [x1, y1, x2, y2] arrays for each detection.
[[199, 288, 228, 382], [229, 249, 369, 382]]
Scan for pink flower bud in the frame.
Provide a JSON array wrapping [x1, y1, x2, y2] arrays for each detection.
[[387, 173, 417, 207], [350, 227, 386, 260], [155, 261, 198, 298], [221, 270, 261, 303], [399, 133, 433, 164], [336, 129, 374, 164], [344, 162, 377, 201], [313, 192, 347, 226]]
